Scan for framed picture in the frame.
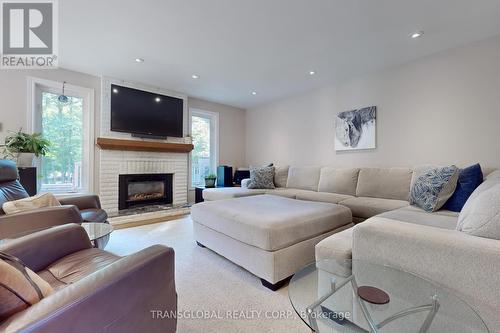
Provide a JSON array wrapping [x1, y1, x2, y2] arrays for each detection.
[[335, 106, 376, 151]]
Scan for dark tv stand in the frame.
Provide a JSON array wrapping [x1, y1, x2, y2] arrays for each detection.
[[132, 133, 168, 140]]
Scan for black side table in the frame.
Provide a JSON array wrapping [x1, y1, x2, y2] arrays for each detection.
[[18, 167, 37, 196]]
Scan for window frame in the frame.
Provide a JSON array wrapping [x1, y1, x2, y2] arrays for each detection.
[[189, 108, 219, 189], [27, 77, 95, 194]]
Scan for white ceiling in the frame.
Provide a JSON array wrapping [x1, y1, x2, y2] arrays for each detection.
[[59, 0, 500, 109]]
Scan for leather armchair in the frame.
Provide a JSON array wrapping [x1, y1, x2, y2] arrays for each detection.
[[0, 160, 108, 240], [0, 224, 177, 333]]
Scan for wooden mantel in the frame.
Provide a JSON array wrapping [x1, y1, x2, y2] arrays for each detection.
[[96, 137, 194, 153]]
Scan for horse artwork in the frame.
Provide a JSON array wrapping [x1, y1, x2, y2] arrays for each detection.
[[335, 106, 376, 151]]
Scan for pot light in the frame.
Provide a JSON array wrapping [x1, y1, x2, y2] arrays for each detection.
[[155, 97, 161, 102], [112, 88, 119, 94], [191, 74, 199, 79], [251, 91, 257, 95], [309, 70, 316, 75], [135, 58, 144, 63], [411, 31, 424, 39]]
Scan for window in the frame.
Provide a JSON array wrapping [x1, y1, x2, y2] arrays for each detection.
[[190, 109, 218, 187], [29, 78, 94, 194]]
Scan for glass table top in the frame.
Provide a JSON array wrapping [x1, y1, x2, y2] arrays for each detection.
[[288, 260, 488, 333], [81, 222, 113, 242]]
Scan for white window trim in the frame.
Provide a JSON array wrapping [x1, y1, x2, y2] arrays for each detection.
[[189, 108, 219, 189], [27, 77, 95, 194]]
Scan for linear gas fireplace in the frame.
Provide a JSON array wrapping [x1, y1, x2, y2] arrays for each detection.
[[118, 173, 173, 210]]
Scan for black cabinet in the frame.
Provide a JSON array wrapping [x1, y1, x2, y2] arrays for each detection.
[[18, 167, 37, 196]]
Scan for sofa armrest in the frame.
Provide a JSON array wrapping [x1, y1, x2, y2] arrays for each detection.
[[352, 217, 500, 331], [241, 178, 251, 188], [0, 224, 92, 272], [0, 245, 176, 333], [58, 194, 102, 210], [0, 205, 83, 239]]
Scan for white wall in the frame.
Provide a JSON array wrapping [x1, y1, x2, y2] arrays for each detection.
[[246, 35, 500, 168]]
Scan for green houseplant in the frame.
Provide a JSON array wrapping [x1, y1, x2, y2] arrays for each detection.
[[3, 130, 50, 166], [204, 173, 217, 188]]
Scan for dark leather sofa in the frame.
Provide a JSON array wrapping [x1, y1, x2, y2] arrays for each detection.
[[0, 160, 108, 239], [0, 224, 177, 332]]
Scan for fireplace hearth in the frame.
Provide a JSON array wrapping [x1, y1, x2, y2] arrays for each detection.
[[119, 173, 173, 210]]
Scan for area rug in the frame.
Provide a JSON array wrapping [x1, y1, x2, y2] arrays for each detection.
[[106, 215, 310, 333]]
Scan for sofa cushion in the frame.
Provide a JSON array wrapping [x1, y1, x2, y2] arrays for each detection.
[[377, 206, 458, 230], [318, 167, 359, 196], [457, 182, 500, 240], [410, 166, 459, 212], [339, 197, 409, 219], [247, 166, 275, 189], [286, 166, 321, 191], [356, 168, 412, 200], [296, 191, 353, 204], [39, 248, 120, 286], [274, 166, 289, 188], [265, 188, 298, 199], [191, 194, 352, 251], [202, 187, 265, 201], [443, 164, 483, 212], [315, 227, 354, 262]]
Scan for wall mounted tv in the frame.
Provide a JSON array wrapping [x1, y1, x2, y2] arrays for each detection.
[[110, 84, 184, 138]]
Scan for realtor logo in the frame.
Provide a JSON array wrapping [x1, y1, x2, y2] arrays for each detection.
[[1, 0, 58, 69]]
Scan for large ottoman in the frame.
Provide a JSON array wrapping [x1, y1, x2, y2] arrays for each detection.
[[191, 194, 353, 290]]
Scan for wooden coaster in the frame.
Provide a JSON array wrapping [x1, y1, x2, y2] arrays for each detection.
[[357, 286, 390, 305]]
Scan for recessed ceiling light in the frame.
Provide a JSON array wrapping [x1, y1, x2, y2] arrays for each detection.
[[251, 91, 257, 95], [411, 31, 424, 39], [155, 97, 161, 102], [112, 88, 119, 93], [309, 70, 316, 75], [135, 58, 144, 63], [191, 74, 199, 79]]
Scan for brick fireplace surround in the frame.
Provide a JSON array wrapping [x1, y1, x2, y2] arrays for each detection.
[[97, 78, 189, 214]]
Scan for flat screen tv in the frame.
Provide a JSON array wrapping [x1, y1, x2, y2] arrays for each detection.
[[110, 84, 184, 138]]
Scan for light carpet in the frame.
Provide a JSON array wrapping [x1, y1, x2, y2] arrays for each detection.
[[106, 215, 310, 333]]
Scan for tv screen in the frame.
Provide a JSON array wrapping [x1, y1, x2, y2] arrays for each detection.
[[110, 84, 184, 138]]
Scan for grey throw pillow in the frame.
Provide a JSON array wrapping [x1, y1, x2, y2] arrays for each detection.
[[247, 166, 275, 189], [409, 166, 459, 212]]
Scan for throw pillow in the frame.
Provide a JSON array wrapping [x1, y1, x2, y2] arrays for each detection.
[[2, 193, 61, 215], [457, 182, 500, 240], [442, 164, 483, 212], [409, 166, 459, 212], [0, 252, 53, 321], [247, 166, 275, 189], [273, 166, 289, 188]]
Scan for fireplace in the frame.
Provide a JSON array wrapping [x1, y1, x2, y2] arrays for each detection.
[[118, 173, 173, 210]]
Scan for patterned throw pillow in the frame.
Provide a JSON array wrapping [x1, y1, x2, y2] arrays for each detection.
[[247, 166, 276, 189], [409, 166, 459, 212]]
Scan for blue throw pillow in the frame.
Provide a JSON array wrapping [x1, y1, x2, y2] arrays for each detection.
[[443, 164, 483, 212]]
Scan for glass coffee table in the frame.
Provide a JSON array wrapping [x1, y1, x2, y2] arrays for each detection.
[[81, 222, 113, 248], [289, 260, 488, 333]]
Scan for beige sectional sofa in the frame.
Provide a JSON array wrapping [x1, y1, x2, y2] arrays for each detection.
[[203, 166, 414, 222], [199, 165, 500, 330]]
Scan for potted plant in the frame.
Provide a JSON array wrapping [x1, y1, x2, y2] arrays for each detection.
[[204, 173, 217, 188], [3, 130, 50, 167]]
